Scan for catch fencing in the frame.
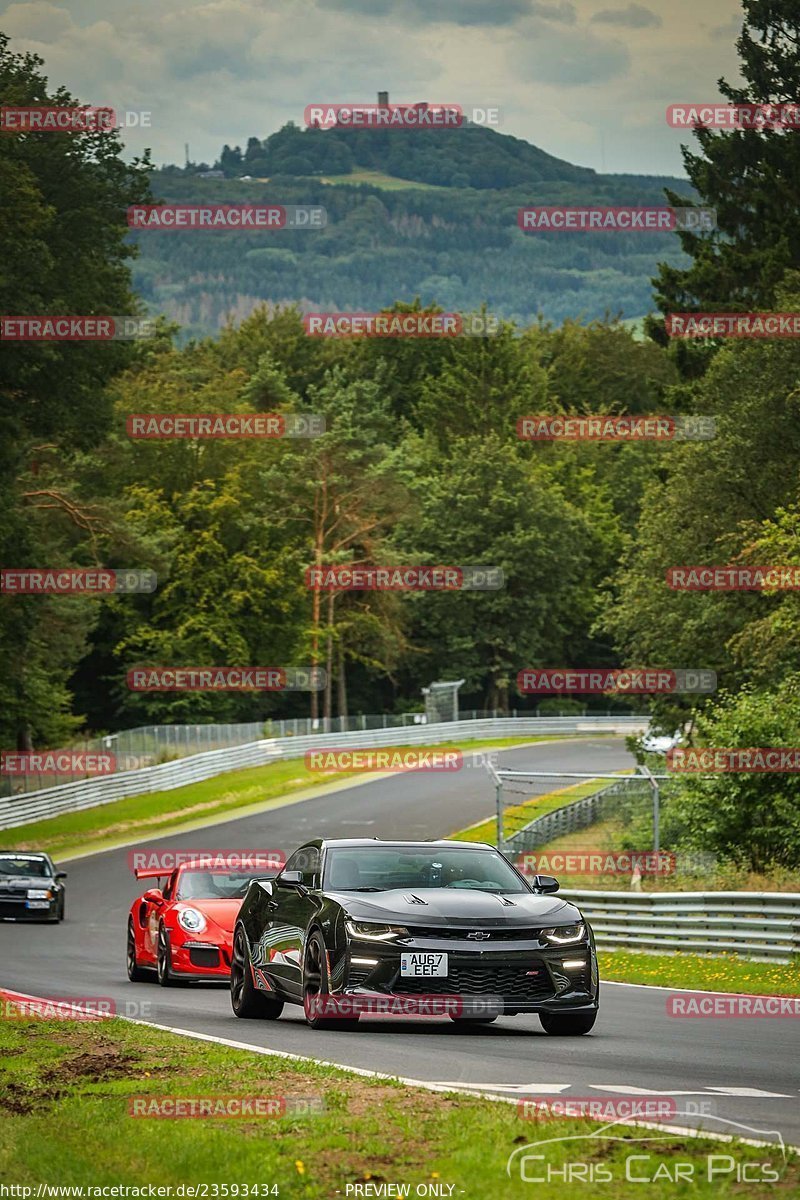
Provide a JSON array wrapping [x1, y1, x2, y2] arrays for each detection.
[[0, 715, 647, 832]]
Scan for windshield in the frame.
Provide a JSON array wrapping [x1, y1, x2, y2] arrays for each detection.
[[0, 855, 50, 878], [176, 870, 254, 900], [324, 847, 530, 893]]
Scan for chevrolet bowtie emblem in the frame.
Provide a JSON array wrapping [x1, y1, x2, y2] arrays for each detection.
[[466, 931, 491, 940]]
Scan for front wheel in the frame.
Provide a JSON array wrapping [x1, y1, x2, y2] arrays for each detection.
[[302, 931, 359, 1031], [230, 925, 284, 1019], [157, 925, 178, 987], [540, 1009, 597, 1036], [127, 919, 148, 981]]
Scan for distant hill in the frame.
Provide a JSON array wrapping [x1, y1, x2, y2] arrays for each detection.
[[134, 121, 695, 338]]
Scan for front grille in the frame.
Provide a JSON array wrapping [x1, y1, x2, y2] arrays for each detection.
[[189, 948, 220, 969], [0, 888, 27, 901], [397, 962, 555, 1002], [408, 926, 542, 942]]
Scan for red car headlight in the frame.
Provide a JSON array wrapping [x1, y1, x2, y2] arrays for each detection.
[[177, 907, 207, 934]]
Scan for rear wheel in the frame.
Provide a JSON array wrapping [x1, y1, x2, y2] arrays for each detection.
[[540, 1009, 597, 1036], [230, 925, 284, 1019], [303, 931, 359, 1031], [127, 919, 148, 981]]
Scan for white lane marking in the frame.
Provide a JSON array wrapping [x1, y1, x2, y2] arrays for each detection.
[[429, 1083, 571, 1093], [1, 986, 796, 1151], [707, 1087, 794, 1098], [591, 1085, 715, 1096], [603, 980, 796, 998]]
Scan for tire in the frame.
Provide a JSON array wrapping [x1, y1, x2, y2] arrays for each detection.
[[230, 925, 284, 1019], [303, 930, 359, 1031], [127, 918, 148, 982], [540, 1009, 597, 1036], [57, 895, 65, 922], [157, 925, 178, 988]]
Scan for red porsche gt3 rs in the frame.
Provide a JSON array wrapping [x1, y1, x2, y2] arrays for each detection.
[[127, 860, 269, 986]]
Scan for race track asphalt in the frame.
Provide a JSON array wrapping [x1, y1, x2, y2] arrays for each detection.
[[2, 737, 798, 1149]]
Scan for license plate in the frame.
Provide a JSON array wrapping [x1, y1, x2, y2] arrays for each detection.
[[400, 952, 448, 977], [26, 901, 50, 909]]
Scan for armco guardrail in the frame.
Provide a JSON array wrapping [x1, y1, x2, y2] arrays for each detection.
[[562, 889, 800, 962], [0, 716, 647, 832]]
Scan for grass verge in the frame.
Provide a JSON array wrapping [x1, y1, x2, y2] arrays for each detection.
[[0, 1014, 795, 1194], [599, 951, 800, 996], [450, 778, 606, 846], [0, 736, 568, 862]]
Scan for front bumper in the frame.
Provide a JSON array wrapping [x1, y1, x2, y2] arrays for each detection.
[[0, 894, 59, 921], [168, 937, 232, 979], [343, 935, 598, 1014]]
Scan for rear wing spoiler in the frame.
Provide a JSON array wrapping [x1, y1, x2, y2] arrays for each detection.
[[134, 867, 170, 880]]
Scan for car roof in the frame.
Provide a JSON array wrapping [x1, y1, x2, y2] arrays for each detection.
[[312, 838, 496, 851]]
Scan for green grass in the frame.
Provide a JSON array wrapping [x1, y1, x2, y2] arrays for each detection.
[[319, 168, 446, 190], [0, 735, 569, 862], [450, 778, 613, 846], [599, 951, 800, 995], [0, 1016, 795, 1194]]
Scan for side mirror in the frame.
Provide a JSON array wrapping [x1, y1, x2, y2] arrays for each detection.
[[55, 872, 67, 881], [277, 870, 303, 887], [533, 874, 560, 894], [143, 888, 164, 904]]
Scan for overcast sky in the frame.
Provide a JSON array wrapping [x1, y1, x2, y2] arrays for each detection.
[[1, 0, 745, 176]]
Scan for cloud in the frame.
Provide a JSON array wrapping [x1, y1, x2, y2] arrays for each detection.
[[510, 24, 630, 86], [321, 0, 533, 25], [591, 4, 661, 29], [1, 1, 73, 42]]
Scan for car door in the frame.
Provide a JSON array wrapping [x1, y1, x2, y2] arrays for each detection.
[[142, 870, 175, 962], [262, 848, 321, 999]]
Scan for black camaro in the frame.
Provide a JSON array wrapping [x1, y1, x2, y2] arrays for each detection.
[[231, 838, 598, 1034], [0, 851, 67, 922]]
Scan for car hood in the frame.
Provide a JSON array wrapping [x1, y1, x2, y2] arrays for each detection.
[[174, 898, 241, 935], [0, 876, 54, 890], [328, 888, 580, 927]]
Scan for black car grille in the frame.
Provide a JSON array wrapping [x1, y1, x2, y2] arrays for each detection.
[[408, 926, 542, 942], [0, 900, 36, 917], [396, 962, 555, 1002], [0, 888, 27, 900], [189, 948, 221, 969]]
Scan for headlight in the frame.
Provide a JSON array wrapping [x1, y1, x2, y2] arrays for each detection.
[[345, 920, 409, 942], [542, 923, 586, 944], [27, 889, 52, 900], [178, 907, 207, 933]]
